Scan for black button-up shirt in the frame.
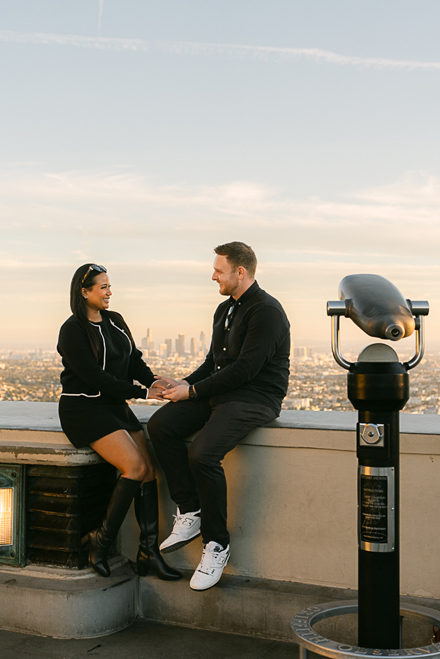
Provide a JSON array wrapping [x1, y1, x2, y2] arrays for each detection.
[[185, 281, 290, 415]]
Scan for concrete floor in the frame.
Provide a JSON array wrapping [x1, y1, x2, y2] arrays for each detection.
[[0, 620, 299, 659]]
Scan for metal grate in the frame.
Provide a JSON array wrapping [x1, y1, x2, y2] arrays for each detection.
[[26, 463, 117, 568]]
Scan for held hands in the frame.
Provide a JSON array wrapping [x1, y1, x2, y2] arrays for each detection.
[[162, 382, 190, 402], [147, 379, 173, 401], [148, 376, 190, 401], [153, 376, 181, 388], [147, 380, 166, 400]]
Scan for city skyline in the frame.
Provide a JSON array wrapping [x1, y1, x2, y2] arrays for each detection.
[[2, 347, 440, 415], [2, 2, 440, 350]]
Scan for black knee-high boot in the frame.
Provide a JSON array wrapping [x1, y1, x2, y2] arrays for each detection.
[[83, 476, 142, 577], [134, 479, 182, 580]]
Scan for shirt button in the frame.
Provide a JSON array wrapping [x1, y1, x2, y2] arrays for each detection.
[[217, 366, 221, 370], [223, 347, 226, 351]]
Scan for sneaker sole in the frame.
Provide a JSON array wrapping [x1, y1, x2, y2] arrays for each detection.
[[189, 573, 223, 591], [160, 531, 201, 554]]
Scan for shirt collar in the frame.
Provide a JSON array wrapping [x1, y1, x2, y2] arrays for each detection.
[[230, 280, 259, 307]]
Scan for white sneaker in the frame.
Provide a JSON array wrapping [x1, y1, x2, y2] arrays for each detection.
[[159, 508, 201, 553], [190, 541, 230, 591]]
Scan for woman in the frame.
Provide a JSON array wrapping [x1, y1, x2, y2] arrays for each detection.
[[57, 263, 180, 581]]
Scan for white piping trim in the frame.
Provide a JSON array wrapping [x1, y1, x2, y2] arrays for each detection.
[[109, 319, 133, 354], [61, 392, 101, 398], [89, 321, 106, 368], [61, 320, 108, 398]]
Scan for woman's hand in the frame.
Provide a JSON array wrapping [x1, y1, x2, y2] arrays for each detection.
[[162, 383, 190, 402], [147, 381, 168, 400]]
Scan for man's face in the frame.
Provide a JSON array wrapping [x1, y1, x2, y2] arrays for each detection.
[[212, 255, 240, 297]]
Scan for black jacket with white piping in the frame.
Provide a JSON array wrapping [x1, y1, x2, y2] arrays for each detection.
[[57, 311, 153, 404]]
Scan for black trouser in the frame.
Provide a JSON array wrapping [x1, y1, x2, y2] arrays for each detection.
[[147, 399, 277, 548]]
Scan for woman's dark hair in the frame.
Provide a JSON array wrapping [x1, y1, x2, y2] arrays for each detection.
[[70, 264, 134, 361]]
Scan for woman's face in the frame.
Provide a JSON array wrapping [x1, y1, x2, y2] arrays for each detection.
[[82, 273, 112, 314]]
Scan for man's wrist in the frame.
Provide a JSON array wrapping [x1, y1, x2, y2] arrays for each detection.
[[188, 384, 198, 399]]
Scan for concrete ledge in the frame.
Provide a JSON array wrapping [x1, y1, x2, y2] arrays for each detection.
[[138, 573, 438, 647], [0, 561, 137, 638], [1, 400, 439, 436], [1, 401, 439, 462], [0, 437, 103, 466], [138, 570, 352, 643]]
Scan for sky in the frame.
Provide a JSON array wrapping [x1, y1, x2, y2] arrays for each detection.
[[2, 0, 440, 357]]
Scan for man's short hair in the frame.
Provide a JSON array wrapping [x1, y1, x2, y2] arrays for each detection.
[[214, 241, 257, 277]]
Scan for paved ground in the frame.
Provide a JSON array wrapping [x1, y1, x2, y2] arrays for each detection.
[[0, 620, 299, 659]]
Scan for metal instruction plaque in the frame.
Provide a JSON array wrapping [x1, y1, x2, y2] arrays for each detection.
[[359, 465, 395, 552]]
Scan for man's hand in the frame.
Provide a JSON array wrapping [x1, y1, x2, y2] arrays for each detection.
[[162, 383, 190, 402]]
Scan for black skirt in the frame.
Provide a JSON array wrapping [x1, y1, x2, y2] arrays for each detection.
[[59, 396, 143, 449]]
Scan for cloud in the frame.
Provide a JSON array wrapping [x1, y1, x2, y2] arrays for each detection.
[[71, 249, 89, 261], [0, 253, 68, 269], [354, 172, 440, 207], [1, 30, 440, 71], [1, 167, 440, 267]]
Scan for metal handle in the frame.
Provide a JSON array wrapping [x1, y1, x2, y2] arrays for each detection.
[[328, 301, 352, 370], [404, 314, 426, 370], [327, 298, 429, 370]]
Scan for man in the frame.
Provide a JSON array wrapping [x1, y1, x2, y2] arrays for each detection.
[[147, 241, 290, 591]]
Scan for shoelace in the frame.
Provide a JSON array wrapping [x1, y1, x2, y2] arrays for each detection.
[[172, 512, 193, 530], [197, 548, 214, 574], [197, 546, 227, 573]]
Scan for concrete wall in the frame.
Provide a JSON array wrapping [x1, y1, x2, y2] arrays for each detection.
[[1, 402, 440, 599]]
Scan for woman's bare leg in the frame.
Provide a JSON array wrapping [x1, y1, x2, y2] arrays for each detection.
[[90, 429, 148, 481], [128, 429, 155, 482]]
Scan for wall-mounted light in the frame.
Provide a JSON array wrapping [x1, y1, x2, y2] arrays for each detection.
[[0, 466, 25, 566], [0, 486, 13, 546]]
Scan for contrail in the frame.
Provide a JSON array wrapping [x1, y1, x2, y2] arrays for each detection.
[[98, 0, 104, 35], [0, 30, 148, 52], [1, 30, 440, 71], [160, 41, 440, 71]]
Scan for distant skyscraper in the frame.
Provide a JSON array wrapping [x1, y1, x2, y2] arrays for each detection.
[[176, 334, 185, 357], [190, 337, 197, 357], [141, 328, 154, 351], [294, 346, 313, 359], [199, 331, 207, 356], [148, 329, 155, 352], [165, 338, 172, 358]]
